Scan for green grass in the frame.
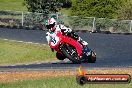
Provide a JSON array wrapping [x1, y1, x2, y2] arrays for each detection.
[[0, 39, 55, 65], [0, 0, 27, 11], [0, 76, 131, 88]]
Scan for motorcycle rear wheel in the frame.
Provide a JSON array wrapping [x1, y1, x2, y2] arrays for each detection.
[[87, 51, 96, 63]]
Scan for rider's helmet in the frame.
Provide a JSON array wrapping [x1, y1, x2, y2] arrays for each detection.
[[45, 18, 57, 32]]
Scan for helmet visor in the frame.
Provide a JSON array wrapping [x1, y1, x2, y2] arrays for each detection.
[[46, 23, 55, 29]]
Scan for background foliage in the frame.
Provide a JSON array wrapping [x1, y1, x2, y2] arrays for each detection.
[[0, 0, 132, 33], [24, 0, 60, 14], [70, 0, 120, 19], [117, 0, 132, 20], [24, 0, 71, 14], [0, 0, 132, 20]]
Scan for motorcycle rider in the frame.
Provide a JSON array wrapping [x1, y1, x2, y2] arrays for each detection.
[[45, 17, 88, 47]]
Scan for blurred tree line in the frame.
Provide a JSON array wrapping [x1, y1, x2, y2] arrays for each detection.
[[24, 0, 71, 14], [24, 0, 132, 20]]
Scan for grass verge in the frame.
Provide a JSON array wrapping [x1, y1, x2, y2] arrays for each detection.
[[0, 75, 131, 88], [0, 39, 55, 65], [0, 68, 132, 88]]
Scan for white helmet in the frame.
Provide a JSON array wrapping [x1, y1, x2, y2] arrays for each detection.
[[46, 18, 57, 32]]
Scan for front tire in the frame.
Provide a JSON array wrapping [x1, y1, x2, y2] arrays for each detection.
[[60, 44, 81, 64], [56, 52, 66, 60]]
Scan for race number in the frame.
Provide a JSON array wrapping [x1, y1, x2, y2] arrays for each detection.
[[51, 37, 56, 44], [50, 36, 60, 46]]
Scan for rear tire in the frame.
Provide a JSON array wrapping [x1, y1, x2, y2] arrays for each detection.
[[60, 44, 81, 64], [87, 51, 96, 63]]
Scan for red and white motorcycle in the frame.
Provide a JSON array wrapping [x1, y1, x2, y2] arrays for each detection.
[[46, 30, 96, 64]]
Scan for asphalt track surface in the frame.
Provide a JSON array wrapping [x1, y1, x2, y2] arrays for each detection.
[[0, 28, 132, 70]]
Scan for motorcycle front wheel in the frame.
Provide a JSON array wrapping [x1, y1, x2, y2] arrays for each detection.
[[56, 52, 66, 60], [60, 44, 81, 64]]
